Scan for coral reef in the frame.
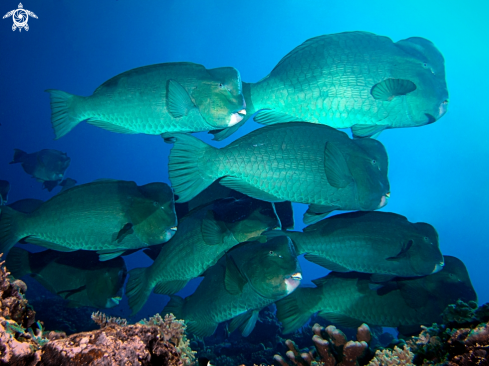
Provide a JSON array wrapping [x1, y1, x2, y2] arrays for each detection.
[[368, 345, 414, 366], [274, 323, 375, 366]]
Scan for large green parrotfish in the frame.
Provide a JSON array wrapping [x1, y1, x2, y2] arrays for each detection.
[[0, 180, 177, 261], [6, 247, 127, 309], [211, 31, 449, 141], [46, 62, 246, 139], [166, 122, 390, 224], [126, 195, 281, 315], [265, 211, 444, 281], [275, 256, 477, 335], [161, 236, 302, 338]]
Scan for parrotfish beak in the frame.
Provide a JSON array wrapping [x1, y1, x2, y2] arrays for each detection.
[[378, 192, 390, 209], [433, 261, 445, 273], [438, 99, 449, 119], [171, 226, 178, 231], [285, 272, 302, 294], [228, 109, 247, 127], [106, 296, 122, 308]]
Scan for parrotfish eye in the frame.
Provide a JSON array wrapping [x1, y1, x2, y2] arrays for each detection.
[[153, 201, 158, 207], [423, 236, 430, 243], [218, 83, 224, 89]]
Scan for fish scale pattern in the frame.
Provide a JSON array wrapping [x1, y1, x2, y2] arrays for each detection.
[[249, 31, 443, 129]]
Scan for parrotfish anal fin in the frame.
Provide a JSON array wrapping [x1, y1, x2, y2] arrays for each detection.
[[351, 124, 387, 138], [303, 204, 334, 225], [324, 142, 352, 188], [97, 249, 126, 261], [201, 210, 229, 246], [253, 109, 300, 125], [154, 280, 189, 295], [219, 177, 282, 202], [114, 223, 134, 243], [370, 274, 396, 283], [304, 254, 350, 272], [370, 78, 417, 101], [86, 119, 137, 134], [229, 309, 260, 337], [224, 255, 247, 295], [24, 237, 77, 252], [318, 311, 364, 328], [386, 240, 414, 261], [167, 79, 196, 118], [57, 285, 87, 299]]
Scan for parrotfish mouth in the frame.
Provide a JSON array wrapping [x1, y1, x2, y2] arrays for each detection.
[[170, 226, 178, 231], [378, 192, 390, 209], [106, 296, 122, 308], [285, 272, 302, 294], [433, 261, 445, 273], [228, 109, 247, 127]]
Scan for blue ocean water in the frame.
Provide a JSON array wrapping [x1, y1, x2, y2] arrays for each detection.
[[0, 0, 487, 328]]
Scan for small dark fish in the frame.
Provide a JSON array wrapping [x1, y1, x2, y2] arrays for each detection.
[[10, 149, 70, 191], [275, 256, 477, 334], [6, 247, 127, 308], [161, 236, 302, 338], [58, 178, 77, 193], [0, 180, 10, 205]]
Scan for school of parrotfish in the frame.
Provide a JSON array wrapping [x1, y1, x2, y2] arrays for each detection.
[[1, 31, 476, 339]]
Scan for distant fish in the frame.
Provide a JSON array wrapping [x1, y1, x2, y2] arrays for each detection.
[[0, 180, 177, 261], [275, 256, 477, 335], [212, 31, 449, 140], [126, 195, 281, 314], [0, 180, 10, 205], [166, 122, 390, 224], [161, 236, 302, 338], [265, 211, 444, 281], [6, 247, 127, 308], [58, 178, 77, 193], [10, 149, 70, 191], [46, 62, 246, 139]]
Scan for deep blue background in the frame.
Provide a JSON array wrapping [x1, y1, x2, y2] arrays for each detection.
[[1, 0, 487, 321]]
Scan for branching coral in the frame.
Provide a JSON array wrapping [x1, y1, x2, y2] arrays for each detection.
[[274, 323, 371, 366], [367, 345, 414, 366], [91, 311, 128, 328]]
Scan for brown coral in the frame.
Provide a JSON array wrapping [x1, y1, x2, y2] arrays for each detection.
[[367, 345, 414, 366], [447, 323, 489, 366]]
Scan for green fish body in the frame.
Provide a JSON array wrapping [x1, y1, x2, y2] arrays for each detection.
[[213, 31, 448, 140], [0, 180, 177, 260], [6, 247, 127, 308], [167, 123, 390, 224], [161, 236, 302, 337], [276, 256, 477, 334], [47, 62, 246, 139], [126, 196, 280, 314], [269, 211, 444, 279]]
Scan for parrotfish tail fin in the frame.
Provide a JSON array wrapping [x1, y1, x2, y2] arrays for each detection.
[[0, 206, 23, 254], [45, 89, 83, 139], [162, 295, 185, 320], [165, 133, 217, 203], [10, 149, 27, 164], [5, 247, 31, 279], [125, 267, 153, 315], [275, 289, 315, 334]]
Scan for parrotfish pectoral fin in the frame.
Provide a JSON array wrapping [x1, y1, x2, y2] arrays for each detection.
[[162, 295, 185, 320], [126, 267, 152, 315], [399, 282, 430, 309], [97, 249, 126, 261], [154, 279, 189, 295], [386, 240, 414, 261], [201, 210, 231, 246], [324, 142, 352, 188], [370, 78, 417, 101], [57, 285, 87, 299], [114, 223, 134, 243], [303, 204, 334, 225], [304, 254, 350, 272], [351, 124, 387, 138], [219, 177, 282, 202], [224, 255, 248, 295], [45, 89, 83, 139], [253, 109, 300, 125], [0, 206, 23, 254], [167, 79, 196, 118], [229, 310, 260, 337]]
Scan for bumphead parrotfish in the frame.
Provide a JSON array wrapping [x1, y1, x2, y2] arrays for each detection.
[[126, 195, 281, 315], [161, 236, 302, 338], [10, 149, 70, 191], [0, 180, 177, 260], [211, 31, 448, 140], [6, 247, 126, 308], [265, 211, 444, 281], [166, 122, 390, 224], [46, 62, 246, 139], [275, 256, 477, 335]]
